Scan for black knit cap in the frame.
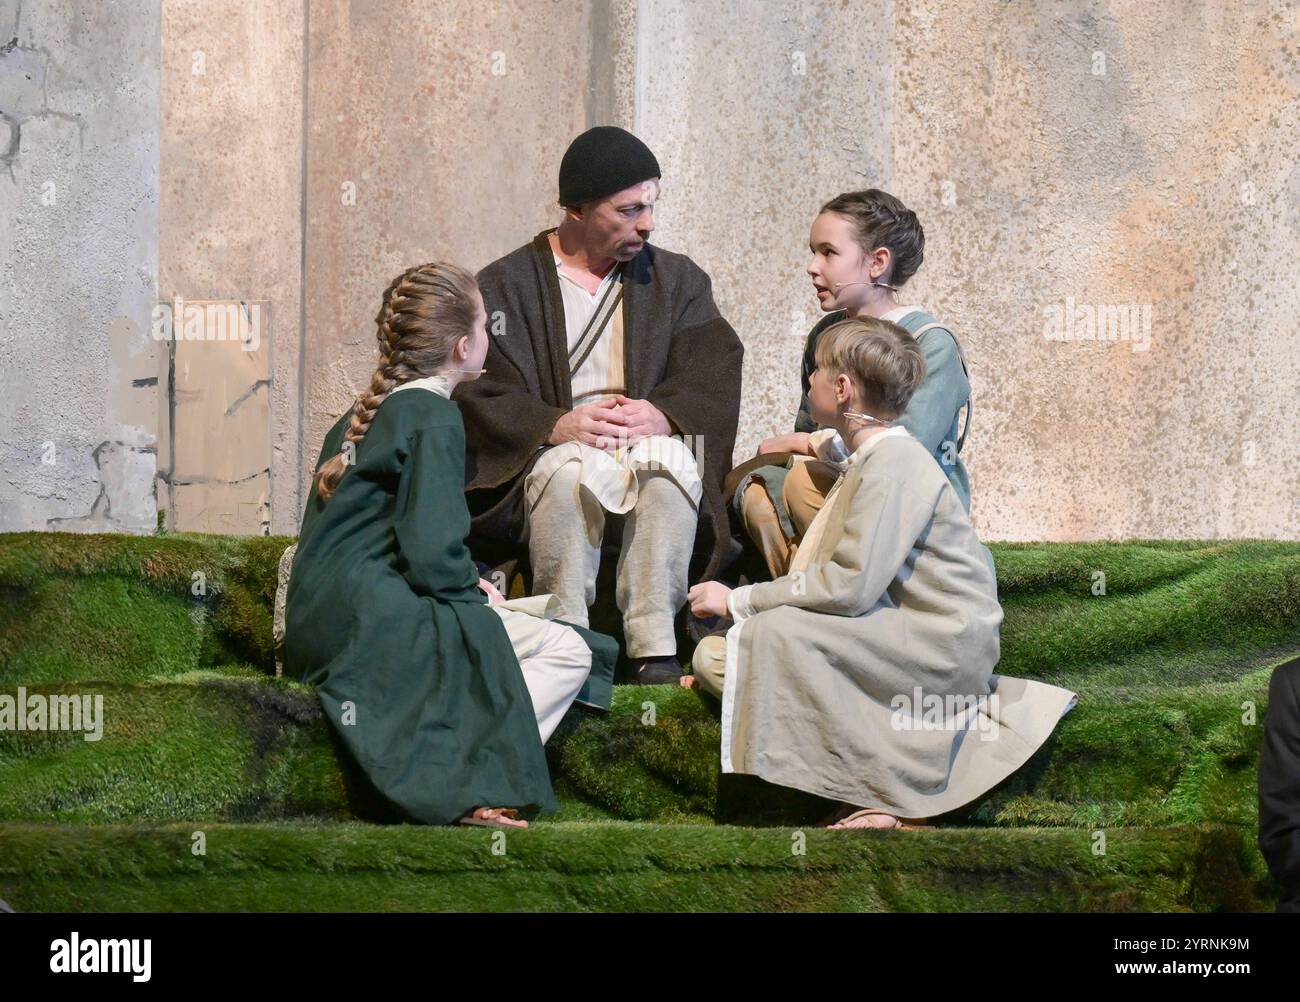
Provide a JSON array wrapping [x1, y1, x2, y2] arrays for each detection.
[[558, 126, 661, 207]]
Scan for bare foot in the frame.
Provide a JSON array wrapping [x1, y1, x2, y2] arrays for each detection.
[[679, 675, 696, 689], [459, 807, 528, 829], [828, 811, 901, 830]]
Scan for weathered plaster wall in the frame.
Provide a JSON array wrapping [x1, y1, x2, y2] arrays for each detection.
[[159, 0, 304, 534], [886, 0, 1300, 540], [636, 0, 1298, 541], [5, 0, 1297, 541], [297, 0, 617, 513], [0, 0, 161, 533]]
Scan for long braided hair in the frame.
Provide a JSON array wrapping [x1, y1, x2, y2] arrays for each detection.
[[313, 261, 479, 503]]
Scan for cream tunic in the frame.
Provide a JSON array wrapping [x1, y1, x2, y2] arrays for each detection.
[[524, 255, 703, 516], [555, 252, 626, 410], [721, 428, 1077, 818]]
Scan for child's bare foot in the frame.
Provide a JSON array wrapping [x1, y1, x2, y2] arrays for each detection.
[[679, 675, 696, 689], [824, 806, 933, 831], [457, 807, 528, 829], [828, 810, 901, 829]]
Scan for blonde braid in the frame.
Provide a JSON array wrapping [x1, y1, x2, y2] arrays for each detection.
[[312, 262, 479, 503]]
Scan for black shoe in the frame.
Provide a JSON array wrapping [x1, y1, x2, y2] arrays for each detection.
[[633, 655, 684, 685]]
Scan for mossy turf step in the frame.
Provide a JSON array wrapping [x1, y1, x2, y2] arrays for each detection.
[[1, 532, 1294, 911], [0, 820, 1271, 912], [0, 671, 1276, 834], [2, 534, 1298, 690], [0, 533, 285, 685]]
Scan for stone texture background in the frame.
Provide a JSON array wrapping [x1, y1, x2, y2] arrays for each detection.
[[0, 0, 161, 533], [3, 0, 1297, 541], [159, 0, 303, 534]]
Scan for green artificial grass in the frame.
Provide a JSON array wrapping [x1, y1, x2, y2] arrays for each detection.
[[0, 671, 1277, 833], [0, 532, 286, 684], [0, 532, 1296, 912], [992, 541, 1300, 687], [0, 820, 1269, 912], [2, 535, 1297, 689]]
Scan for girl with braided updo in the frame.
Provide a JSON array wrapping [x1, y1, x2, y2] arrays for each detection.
[[730, 188, 981, 584], [285, 262, 616, 830]]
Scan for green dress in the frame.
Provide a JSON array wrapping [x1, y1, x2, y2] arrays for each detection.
[[285, 388, 585, 824]]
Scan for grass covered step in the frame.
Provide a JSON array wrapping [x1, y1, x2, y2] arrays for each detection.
[[0, 670, 1278, 836], [0, 819, 1269, 912], [2, 534, 1297, 690], [1, 532, 1295, 910], [0, 533, 286, 684]]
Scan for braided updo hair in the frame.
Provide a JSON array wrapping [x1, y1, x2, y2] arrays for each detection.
[[313, 261, 480, 503], [819, 189, 925, 287]]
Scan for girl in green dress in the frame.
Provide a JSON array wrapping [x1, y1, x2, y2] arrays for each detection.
[[285, 262, 614, 829]]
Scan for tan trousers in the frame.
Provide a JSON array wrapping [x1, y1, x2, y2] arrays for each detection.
[[525, 457, 697, 659], [691, 634, 728, 698], [739, 460, 839, 579]]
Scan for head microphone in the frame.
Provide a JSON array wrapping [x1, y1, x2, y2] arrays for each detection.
[[831, 280, 900, 294]]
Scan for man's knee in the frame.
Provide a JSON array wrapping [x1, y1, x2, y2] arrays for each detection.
[[527, 461, 594, 550], [627, 472, 698, 534], [632, 437, 701, 501], [530, 458, 582, 505]]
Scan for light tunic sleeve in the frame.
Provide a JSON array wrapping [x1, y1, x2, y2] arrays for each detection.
[[807, 428, 849, 464], [728, 583, 756, 622], [742, 470, 937, 618], [392, 422, 487, 605]]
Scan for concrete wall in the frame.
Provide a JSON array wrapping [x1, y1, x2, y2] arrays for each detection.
[[298, 0, 639, 523], [159, 0, 304, 534], [637, 0, 1299, 541], [883, 0, 1300, 541], [4, 0, 1297, 541], [0, 0, 162, 533]]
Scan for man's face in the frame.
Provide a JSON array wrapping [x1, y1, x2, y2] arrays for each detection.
[[575, 178, 660, 262]]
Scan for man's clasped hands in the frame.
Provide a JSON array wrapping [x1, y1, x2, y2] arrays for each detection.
[[547, 396, 674, 450]]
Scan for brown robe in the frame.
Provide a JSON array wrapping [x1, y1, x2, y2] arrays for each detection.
[[453, 229, 744, 582]]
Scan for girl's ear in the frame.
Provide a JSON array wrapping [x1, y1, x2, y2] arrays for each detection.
[[453, 334, 470, 362], [836, 372, 853, 403], [870, 245, 893, 282]]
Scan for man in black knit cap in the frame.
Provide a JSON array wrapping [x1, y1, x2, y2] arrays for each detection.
[[454, 126, 743, 684]]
